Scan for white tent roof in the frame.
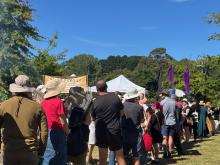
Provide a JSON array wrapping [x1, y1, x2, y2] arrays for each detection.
[[90, 75, 146, 93]]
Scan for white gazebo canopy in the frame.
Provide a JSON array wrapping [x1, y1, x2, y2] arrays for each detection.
[[90, 75, 146, 94]]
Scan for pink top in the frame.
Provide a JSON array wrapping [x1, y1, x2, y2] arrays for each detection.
[[41, 97, 65, 129]]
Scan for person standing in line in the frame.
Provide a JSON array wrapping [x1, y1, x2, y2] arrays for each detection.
[[0, 75, 48, 165], [189, 99, 199, 142], [198, 101, 209, 138], [122, 88, 145, 165], [91, 80, 126, 165], [160, 90, 176, 159], [41, 79, 69, 165], [181, 98, 191, 143], [206, 102, 215, 136], [149, 102, 164, 163], [64, 87, 89, 165], [171, 95, 184, 155]]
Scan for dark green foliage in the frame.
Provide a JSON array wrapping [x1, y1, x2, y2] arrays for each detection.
[[0, 1, 219, 106], [99, 55, 142, 74], [64, 54, 100, 86], [32, 33, 67, 77], [0, 0, 42, 99]]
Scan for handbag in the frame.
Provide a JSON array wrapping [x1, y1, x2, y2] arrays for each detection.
[[186, 117, 193, 125], [142, 132, 153, 152]]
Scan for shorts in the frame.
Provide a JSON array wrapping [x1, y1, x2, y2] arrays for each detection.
[[162, 125, 176, 137], [88, 122, 96, 145], [95, 127, 122, 151]]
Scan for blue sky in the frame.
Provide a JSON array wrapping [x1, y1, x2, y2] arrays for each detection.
[[31, 0, 220, 60]]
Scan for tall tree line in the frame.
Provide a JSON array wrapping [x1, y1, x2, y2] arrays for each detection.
[[0, 0, 219, 105]]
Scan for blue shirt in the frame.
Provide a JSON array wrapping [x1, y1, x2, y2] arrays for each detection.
[[161, 97, 176, 126]]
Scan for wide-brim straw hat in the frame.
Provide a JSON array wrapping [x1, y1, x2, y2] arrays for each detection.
[[124, 87, 140, 100], [182, 98, 188, 103], [9, 75, 35, 93], [44, 79, 66, 99]]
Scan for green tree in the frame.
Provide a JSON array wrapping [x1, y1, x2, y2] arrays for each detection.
[[32, 33, 67, 77], [99, 55, 142, 74], [207, 13, 220, 41], [0, 0, 42, 99], [64, 54, 100, 86]]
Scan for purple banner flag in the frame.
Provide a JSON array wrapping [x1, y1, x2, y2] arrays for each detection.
[[167, 64, 174, 88], [184, 67, 190, 96]]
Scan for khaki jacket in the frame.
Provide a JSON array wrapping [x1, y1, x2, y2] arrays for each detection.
[[0, 96, 48, 155]]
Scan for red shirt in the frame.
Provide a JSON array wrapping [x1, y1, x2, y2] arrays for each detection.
[[41, 97, 65, 129]]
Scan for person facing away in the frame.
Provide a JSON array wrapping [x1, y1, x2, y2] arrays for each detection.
[[121, 88, 145, 165], [91, 80, 126, 165], [160, 89, 176, 159], [41, 79, 69, 165], [197, 101, 208, 137], [0, 75, 48, 165], [64, 87, 89, 165]]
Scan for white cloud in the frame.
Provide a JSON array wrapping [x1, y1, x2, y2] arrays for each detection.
[[73, 36, 133, 48]]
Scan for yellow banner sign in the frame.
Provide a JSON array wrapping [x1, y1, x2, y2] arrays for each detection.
[[44, 75, 88, 93]]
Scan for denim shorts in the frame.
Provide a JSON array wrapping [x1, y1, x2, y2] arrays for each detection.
[[161, 125, 176, 137]]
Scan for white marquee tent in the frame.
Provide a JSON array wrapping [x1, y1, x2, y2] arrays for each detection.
[[90, 75, 146, 94]]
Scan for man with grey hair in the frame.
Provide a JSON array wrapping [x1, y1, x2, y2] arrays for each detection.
[[160, 90, 176, 159], [0, 75, 48, 165]]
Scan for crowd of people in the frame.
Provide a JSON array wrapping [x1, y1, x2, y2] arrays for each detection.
[[0, 75, 219, 165]]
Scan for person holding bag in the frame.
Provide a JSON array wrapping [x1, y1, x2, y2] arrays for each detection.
[[149, 102, 164, 163], [182, 98, 192, 143]]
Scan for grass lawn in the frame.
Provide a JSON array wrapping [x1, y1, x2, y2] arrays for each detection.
[[91, 132, 220, 165]]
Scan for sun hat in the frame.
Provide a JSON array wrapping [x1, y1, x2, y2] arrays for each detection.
[[160, 89, 169, 96], [124, 87, 140, 100], [9, 75, 35, 93], [182, 98, 188, 103], [36, 85, 47, 94], [44, 79, 66, 99], [199, 100, 205, 106]]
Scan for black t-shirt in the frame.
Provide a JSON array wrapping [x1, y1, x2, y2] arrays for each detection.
[[182, 106, 191, 117], [121, 101, 144, 134], [150, 111, 164, 129], [91, 93, 123, 134]]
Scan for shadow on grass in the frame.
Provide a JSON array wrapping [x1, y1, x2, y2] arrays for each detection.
[[159, 157, 188, 165]]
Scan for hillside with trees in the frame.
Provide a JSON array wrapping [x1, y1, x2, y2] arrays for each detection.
[[0, 0, 219, 105]]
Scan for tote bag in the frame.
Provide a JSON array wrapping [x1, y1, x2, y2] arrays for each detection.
[[142, 132, 153, 152]]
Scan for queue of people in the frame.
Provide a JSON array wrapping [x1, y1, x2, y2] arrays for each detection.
[[0, 75, 219, 165]]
